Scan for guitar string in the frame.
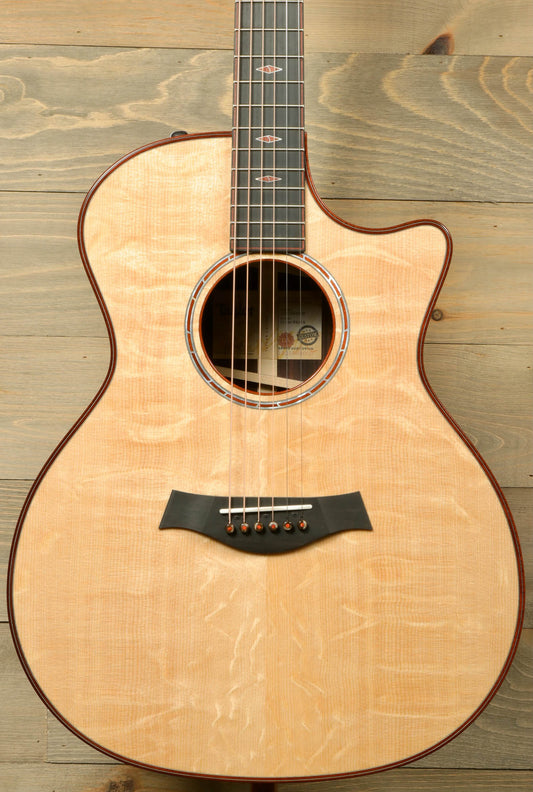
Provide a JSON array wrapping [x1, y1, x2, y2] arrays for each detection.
[[228, 2, 306, 526], [298, 0, 304, 516], [283, 0, 290, 519], [234, 1, 304, 527], [242, 0, 258, 528], [256, 0, 266, 527], [269, 0, 276, 526], [273, 0, 280, 526], [270, 3, 276, 522], [228, 0, 241, 527]]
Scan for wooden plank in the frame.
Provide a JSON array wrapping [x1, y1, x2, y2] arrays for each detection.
[[1, 0, 532, 56], [0, 762, 246, 790], [0, 47, 531, 201], [423, 344, 533, 487], [0, 337, 109, 479], [0, 623, 47, 761], [1, 193, 531, 344], [0, 193, 106, 338], [1, 337, 530, 484], [280, 769, 533, 791], [305, 53, 533, 203], [42, 631, 533, 768], [0, 766, 530, 792]]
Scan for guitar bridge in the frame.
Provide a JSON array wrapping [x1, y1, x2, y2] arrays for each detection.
[[159, 490, 373, 555]]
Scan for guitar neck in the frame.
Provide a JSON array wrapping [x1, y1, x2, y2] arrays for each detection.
[[231, 0, 305, 253]]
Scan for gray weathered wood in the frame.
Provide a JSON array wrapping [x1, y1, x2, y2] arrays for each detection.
[[1, 193, 531, 344], [0, 337, 109, 479], [423, 344, 533, 487], [0, 761, 247, 790], [1, 0, 532, 56], [280, 769, 533, 791], [0, 767, 528, 792], [0, 47, 531, 201], [0, 623, 47, 762], [0, 767, 529, 791], [0, 193, 106, 338]]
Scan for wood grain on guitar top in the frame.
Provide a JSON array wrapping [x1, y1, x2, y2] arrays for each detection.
[[9, 135, 521, 780]]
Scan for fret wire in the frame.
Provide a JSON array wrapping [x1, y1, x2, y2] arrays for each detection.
[[232, 237, 305, 241], [228, 0, 240, 520], [233, 187, 304, 190], [234, 54, 302, 58], [235, 28, 301, 31], [232, 221, 304, 225]]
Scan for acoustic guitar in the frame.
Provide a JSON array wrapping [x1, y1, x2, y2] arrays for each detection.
[[8, 0, 524, 785]]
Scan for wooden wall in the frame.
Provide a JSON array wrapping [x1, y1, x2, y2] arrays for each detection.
[[0, 1, 531, 790]]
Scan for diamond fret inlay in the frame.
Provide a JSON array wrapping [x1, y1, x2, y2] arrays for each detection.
[[231, 0, 305, 253]]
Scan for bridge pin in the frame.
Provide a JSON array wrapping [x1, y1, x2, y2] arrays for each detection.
[[283, 520, 294, 532], [254, 521, 265, 533], [225, 523, 236, 535], [269, 521, 279, 532], [240, 522, 250, 534], [297, 519, 308, 531]]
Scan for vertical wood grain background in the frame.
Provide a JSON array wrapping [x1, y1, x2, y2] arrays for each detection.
[[0, 1, 531, 790]]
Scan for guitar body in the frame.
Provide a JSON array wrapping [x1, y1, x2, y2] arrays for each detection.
[[9, 133, 522, 781]]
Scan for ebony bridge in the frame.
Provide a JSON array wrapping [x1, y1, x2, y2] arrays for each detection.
[[159, 490, 373, 554]]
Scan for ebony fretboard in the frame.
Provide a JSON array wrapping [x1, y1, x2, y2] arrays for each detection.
[[231, 0, 305, 254]]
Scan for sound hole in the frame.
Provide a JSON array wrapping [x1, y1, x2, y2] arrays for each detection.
[[201, 260, 334, 394]]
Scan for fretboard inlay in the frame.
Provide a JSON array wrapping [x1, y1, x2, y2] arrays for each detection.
[[231, 0, 305, 253]]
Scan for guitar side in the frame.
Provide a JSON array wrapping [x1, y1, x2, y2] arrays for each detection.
[[8, 133, 524, 781]]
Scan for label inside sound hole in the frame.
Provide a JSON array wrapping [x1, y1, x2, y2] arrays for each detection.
[[276, 293, 322, 361]]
